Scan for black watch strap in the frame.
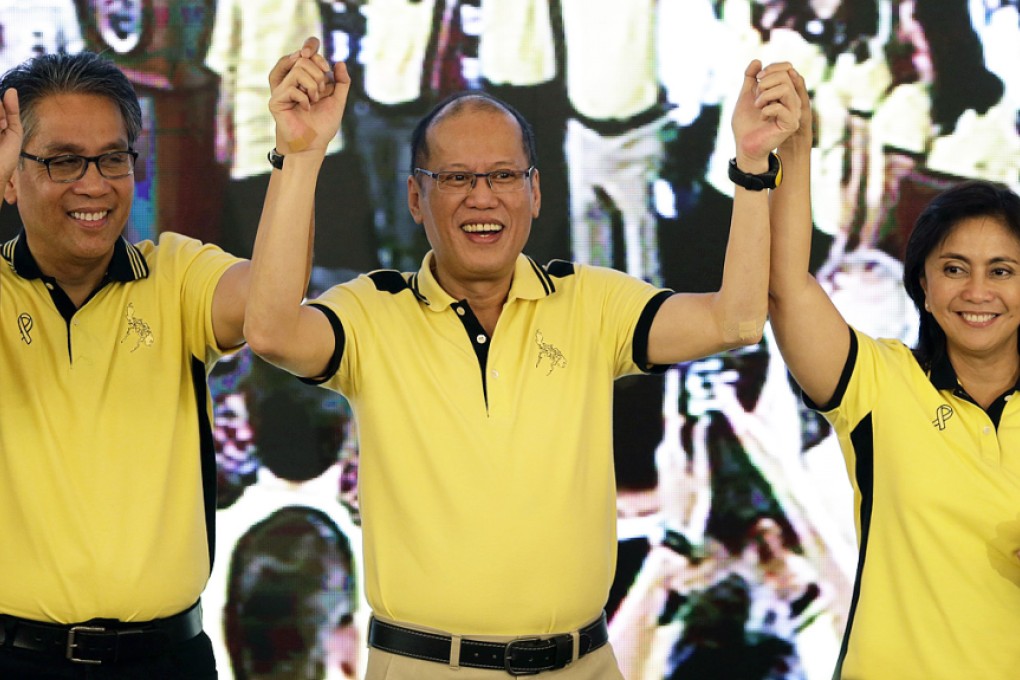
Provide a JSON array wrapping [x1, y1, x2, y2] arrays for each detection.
[[728, 152, 782, 191], [267, 148, 284, 170]]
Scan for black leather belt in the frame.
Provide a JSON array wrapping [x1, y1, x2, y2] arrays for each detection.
[[368, 612, 609, 676], [0, 601, 203, 665]]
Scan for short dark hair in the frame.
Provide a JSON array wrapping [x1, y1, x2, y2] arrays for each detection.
[[409, 91, 537, 176], [903, 180, 1020, 368], [224, 506, 356, 680], [0, 51, 142, 147]]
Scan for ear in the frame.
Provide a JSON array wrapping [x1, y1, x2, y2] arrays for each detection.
[[407, 174, 423, 224], [530, 168, 541, 219], [4, 171, 17, 206]]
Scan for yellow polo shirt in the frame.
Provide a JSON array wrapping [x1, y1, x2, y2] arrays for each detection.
[[0, 232, 242, 623], [818, 329, 1020, 679], [308, 253, 670, 634]]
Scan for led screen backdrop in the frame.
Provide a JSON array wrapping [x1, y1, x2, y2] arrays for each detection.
[[2, 1, 1017, 678]]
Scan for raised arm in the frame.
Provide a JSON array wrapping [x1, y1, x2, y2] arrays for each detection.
[[242, 37, 351, 377], [647, 60, 801, 365], [0, 87, 23, 214], [767, 70, 850, 406]]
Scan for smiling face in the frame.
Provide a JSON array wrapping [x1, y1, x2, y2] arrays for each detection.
[[921, 215, 1020, 364], [6, 92, 134, 279], [407, 103, 540, 298]]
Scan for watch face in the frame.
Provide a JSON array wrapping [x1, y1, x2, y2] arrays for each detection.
[[94, 0, 143, 54]]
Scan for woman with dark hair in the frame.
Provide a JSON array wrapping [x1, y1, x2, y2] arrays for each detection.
[[769, 70, 1020, 678], [902, 181, 1020, 369]]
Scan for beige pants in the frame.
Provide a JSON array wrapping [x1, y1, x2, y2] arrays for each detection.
[[364, 643, 625, 679]]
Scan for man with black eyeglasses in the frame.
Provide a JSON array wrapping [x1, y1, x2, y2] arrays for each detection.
[[0, 46, 327, 678], [246, 34, 804, 678]]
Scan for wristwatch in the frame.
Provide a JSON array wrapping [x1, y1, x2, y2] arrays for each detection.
[[267, 148, 285, 170], [728, 152, 782, 191]]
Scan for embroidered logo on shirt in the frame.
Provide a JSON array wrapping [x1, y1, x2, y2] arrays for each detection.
[[17, 313, 33, 344], [121, 303, 154, 351], [535, 330, 567, 375], [932, 404, 953, 430]]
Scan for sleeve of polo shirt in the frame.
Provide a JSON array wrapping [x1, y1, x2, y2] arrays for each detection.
[[166, 233, 246, 363], [814, 327, 902, 434], [581, 265, 673, 378], [300, 275, 377, 397]]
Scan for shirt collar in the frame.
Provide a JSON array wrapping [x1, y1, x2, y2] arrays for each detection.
[[928, 351, 957, 390], [2, 232, 149, 282], [410, 251, 557, 311]]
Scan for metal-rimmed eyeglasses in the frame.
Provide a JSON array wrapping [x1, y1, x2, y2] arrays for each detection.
[[19, 149, 139, 183], [414, 166, 535, 194]]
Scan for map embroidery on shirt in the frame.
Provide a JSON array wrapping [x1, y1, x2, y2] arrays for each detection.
[[121, 302, 155, 351], [932, 404, 953, 430], [535, 330, 567, 375]]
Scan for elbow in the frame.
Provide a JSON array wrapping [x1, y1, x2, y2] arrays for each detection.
[[243, 315, 286, 364], [721, 316, 765, 349]]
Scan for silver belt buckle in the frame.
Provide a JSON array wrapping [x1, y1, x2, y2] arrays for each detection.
[[504, 637, 545, 676], [66, 625, 107, 664]]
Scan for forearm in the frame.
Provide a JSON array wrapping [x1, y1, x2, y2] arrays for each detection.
[[714, 178, 772, 347], [768, 126, 851, 404], [244, 150, 324, 361], [645, 175, 772, 364], [769, 132, 814, 309]]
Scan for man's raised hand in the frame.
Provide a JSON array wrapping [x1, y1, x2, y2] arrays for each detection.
[[0, 88, 23, 184], [268, 36, 351, 156]]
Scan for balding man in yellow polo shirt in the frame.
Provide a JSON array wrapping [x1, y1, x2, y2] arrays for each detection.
[[247, 37, 803, 678]]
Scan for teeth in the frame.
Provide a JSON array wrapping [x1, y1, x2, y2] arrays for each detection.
[[462, 223, 502, 233], [961, 313, 996, 323], [71, 211, 108, 222]]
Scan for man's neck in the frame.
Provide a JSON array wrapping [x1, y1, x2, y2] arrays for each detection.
[[431, 263, 513, 336], [38, 255, 113, 309]]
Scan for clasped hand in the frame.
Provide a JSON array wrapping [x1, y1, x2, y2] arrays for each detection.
[[731, 60, 802, 171], [268, 36, 351, 157]]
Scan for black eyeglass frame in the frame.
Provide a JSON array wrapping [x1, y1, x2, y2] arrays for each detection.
[[19, 149, 139, 183], [413, 166, 536, 193]]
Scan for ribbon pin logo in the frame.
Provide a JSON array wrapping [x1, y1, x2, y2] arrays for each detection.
[[18, 313, 33, 344], [932, 404, 953, 431]]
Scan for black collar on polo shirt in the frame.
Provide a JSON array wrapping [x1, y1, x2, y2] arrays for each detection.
[[3, 230, 150, 283], [928, 347, 1020, 427], [928, 351, 958, 392], [3, 231, 150, 321]]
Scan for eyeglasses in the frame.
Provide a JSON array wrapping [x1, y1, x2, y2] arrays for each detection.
[[414, 166, 535, 194], [19, 149, 138, 183]]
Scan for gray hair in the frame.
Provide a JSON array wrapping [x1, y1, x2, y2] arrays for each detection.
[[0, 51, 142, 147]]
